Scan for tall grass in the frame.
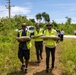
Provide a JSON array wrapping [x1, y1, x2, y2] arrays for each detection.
[[0, 31, 19, 75], [0, 29, 76, 75], [59, 39, 76, 75], [0, 30, 36, 75]]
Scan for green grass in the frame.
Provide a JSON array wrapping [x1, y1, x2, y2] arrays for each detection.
[[0, 32, 36, 75], [59, 39, 76, 75], [0, 29, 76, 75]]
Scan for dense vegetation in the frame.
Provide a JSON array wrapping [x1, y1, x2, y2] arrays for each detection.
[[0, 16, 36, 75], [0, 15, 76, 75], [59, 39, 76, 75]]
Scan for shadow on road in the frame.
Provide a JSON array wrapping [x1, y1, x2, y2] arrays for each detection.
[[29, 61, 40, 66], [33, 69, 54, 75], [7, 71, 26, 75]]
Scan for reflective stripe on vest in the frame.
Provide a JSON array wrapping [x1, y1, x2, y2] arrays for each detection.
[[44, 29, 56, 46]]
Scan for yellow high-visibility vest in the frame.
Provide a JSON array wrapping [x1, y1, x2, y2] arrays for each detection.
[[34, 28, 43, 41], [44, 29, 57, 46], [19, 30, 31, 49]]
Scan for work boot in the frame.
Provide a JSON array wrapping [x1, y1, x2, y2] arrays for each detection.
[[51, 64, 54, 69], [25, 68, 28, 73], [46, 69, 49, 73], [21, 65, 25, 72]]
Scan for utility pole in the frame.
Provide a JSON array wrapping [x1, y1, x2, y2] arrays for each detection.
[[5, 0, 14, 18], [8, 0, 11, 18]]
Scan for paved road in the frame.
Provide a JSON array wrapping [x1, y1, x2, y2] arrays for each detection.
[[64, 35, 76, 38]]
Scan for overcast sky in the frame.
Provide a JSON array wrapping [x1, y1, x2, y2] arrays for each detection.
[[0, 0, 76, 23]]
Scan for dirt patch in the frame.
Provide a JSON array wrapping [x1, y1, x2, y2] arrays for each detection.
[[27, 43, 62, 75], [8, 43, 63, 75]]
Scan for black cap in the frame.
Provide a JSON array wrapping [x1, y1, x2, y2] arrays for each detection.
[[46, 24, 52, 26]]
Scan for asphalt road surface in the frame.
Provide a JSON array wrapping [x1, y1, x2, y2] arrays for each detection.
[[64, 35, 76, 38]]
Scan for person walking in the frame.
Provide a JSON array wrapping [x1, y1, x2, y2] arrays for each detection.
[[60, 29, 64, 41], [44, 24, 57, 73], [33, 23, 44, 63], [17, 23, 31, 73], [57, 30, 61, 41]]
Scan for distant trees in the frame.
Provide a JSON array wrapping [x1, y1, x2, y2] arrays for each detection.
[[13, 15, 34, 27], [52, 20, 58, 30], [35, 12, 50, 23], [65, 16, 72, 24], [35, 13, 42, 23], [0, 13, 76, 35], [0, 15, 35, 31], [42, 12, 50, 23], [29, 19, 35, 23]]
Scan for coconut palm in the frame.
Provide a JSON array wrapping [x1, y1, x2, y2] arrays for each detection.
[[42, 12, 50, 23], [65, 16, 72, 24], [35, 13, 42, 23]]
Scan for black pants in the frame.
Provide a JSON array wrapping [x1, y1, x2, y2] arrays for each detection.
[[18, 47, 30, 61], [35, 41, 43, 61], [45, 47, 56, 69], [60, 34, 63, 41]]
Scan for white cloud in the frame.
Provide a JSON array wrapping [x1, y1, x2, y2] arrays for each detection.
[[27, 15, 35, 19], [54, 18, 66, 24], [11, 6, 31, 16], [53, 17, 76, 24], [0, 5, 31, 18], [70, 8, 76, 11], [71, 18, 76, 24], [0, 6, 8, 18]]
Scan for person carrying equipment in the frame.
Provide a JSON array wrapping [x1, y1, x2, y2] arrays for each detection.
[[33, 23, 44, 63], [44, 24, 57, 73], [17, 23, 31, 73]]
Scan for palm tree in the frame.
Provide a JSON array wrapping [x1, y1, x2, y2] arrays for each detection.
[[35, 13, 42, 23], [42, 12, 50, 23], [52, 20, 58, 30], [65, 16, 72, 24], [42, 12, 46, 23], [45, 14, 50, 23], [29, 19, 35, 23]]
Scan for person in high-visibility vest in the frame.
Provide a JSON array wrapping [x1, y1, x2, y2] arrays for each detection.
[[44, 24, 57, 73], [17, 23, 31, 73], [34, 24, 44, 63]]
